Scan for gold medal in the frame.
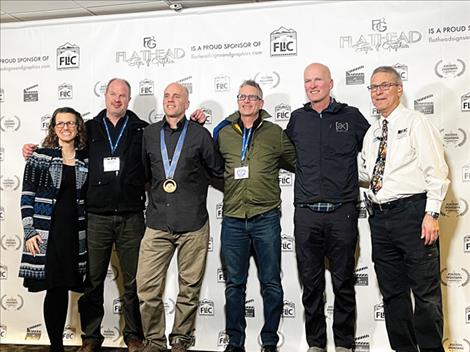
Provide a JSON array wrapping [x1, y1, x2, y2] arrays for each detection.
[[163, 179, 177, 193]]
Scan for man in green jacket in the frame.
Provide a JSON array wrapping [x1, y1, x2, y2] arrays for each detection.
[[213, 80, 296, 352]]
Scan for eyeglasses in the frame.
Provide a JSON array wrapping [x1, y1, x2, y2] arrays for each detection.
[[55, 121, 77, 128], [237, 94, 262, 101], [367, 82, 401, 93]]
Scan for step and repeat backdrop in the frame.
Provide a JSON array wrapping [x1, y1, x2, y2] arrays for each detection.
[[1, 1, 469, 351]]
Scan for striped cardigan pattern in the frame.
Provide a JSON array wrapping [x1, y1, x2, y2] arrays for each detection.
[[19, 148, 88, 280]]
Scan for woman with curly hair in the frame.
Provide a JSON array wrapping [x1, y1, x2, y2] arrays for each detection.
[[19, 107, 88, 352]]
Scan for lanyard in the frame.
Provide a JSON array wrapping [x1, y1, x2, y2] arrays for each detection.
[[160, 120, 189, 179], [103, 116, 129, 155], [241, 127, 252, 162]]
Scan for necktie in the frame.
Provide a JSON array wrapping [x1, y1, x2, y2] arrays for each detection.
[[371, 119, 388, 194]]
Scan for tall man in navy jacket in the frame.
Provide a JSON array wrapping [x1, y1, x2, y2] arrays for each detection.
[[285, 63, 370, 352]]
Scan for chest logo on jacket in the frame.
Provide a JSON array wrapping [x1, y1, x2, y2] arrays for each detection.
[[336, 121, 349, 132]]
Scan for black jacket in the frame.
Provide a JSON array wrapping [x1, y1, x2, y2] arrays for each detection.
[[85, 109, 148, 214], [286, 99, 370, 205]]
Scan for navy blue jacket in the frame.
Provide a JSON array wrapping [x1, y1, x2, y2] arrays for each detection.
[[286, 99, 370, 205]]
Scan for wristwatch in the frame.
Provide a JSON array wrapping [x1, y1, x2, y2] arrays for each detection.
[[426, 211, 440, 219]]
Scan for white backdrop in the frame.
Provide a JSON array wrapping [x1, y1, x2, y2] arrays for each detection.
[[1, 1, 469, 351]]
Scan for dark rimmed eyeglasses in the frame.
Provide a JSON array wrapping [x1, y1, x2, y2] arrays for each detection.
[[237, 94, 262, 101], [367, 82, 401, 93], [55, 121, 78, 128]]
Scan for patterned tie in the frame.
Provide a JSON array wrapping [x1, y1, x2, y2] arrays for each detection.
[[371, 119, 388, 194]]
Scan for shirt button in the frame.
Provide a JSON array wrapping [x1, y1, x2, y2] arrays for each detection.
[[166, 203, 170, 207]]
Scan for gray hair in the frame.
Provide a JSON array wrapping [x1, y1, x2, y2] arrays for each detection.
[[371, 66, 402, 84], [239, 79, 263, 99]]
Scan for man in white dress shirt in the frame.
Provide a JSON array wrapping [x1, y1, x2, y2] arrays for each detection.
[[360, 66, 449, 352]]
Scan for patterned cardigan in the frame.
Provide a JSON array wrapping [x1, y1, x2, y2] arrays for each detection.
[[19, 148, 88, 280]]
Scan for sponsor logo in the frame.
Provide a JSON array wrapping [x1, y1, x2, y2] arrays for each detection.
[[325, 305, 334, 320], [41, 114, 52, 131], [94, 81, 107, 98], [0, 265, 7, 279], [102, 326, 120, 342], [370, 103, 380, 119], [0, 325, 6, 338], [63, 325, 75, 340], [164, 298, 175, 315], [0, 88, 4, 102], [116, 36, 184, 67], [208, 236, 213, 252], [215, 75, 230, 92], [442, 198, 468, 217], [58, 83, 73, 100], [57, 43, 80, 70], [354, 334, 370, 352], [147, 109, 164, 124], [428, 24, 470, 44], [466, 306, 470, 324], [178, 76, 193, 94], [354, 266, 369, 286], [254, 71, 280, 89], [106, 264, 119, 281], [462, 164, 470, 182], [435, 59, 466, 78], [245, 299, 255, 318], [443, 338, 470, 352], [23, 84, 39, 102], [217, 267, 226, 283], [464, 235, 470, 253], [0, 175, 20, 191], [0, 235, 22, 250], [281, 234, 294, 252], [462, 92, 470, 112], [217, 330, 229, 347], [139, 79, 154, 96], [414, 94, 434, 115], [0, 115, 21, 132], [201, 107, 212, 125], [216, 202, 223, 219], [393, 63, 408, 81], [198, 299, 215, 316], [346, 66, 365, 85], [274, 103, 291, 121], [441, 128, 467, 148], [282, 300, 296, 318], [113, 298, 123, 314], [340, 19, 422, 54], [25, 323, 41, 340], [1, 294, 24, 311], [270, 27, 297, 57], [358, 200, 367, 218], [374, 303, 385, 321], [441, 268, 470, 287], [257, 331, 285, 348], [278, 170, 293, 187]]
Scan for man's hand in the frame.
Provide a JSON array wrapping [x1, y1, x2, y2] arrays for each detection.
[[22, 144, 38, 160], [190, 109, 207, 125], [25, 235, 43, 257], [421, 213, 440, 245]]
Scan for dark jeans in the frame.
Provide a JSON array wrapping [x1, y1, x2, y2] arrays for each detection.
[[78, 212, 145, 345], [369, 196, 444, 352], [294, 202, 358, 349], [221, 208, 283, 348]]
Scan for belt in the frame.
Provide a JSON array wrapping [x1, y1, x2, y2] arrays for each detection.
[[371, 193, 426, 211]]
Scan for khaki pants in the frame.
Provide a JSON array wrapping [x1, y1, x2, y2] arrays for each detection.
[[136, 221, 209, 350]]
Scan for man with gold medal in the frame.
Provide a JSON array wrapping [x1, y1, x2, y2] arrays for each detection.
[[137, 82, 224, 352]]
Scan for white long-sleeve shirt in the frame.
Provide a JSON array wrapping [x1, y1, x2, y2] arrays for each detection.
[[359, 104, 449, 213]]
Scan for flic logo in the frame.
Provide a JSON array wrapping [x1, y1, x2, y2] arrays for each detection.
[[57, 43, 80, 70], [270, 27, 297, 57]]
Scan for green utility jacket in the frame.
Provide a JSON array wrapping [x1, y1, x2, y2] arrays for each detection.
[[215, 109, 296, 218]]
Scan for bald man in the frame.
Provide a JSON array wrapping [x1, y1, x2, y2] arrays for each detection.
[[137, 83, 224, 352], [285, 63, 370, 352]]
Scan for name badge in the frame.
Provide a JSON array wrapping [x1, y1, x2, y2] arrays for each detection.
[[103, 157, 120, 172], [234, 166, 249, 180]]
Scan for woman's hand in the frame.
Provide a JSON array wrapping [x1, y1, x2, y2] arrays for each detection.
[[25, 235, 43, 256]]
